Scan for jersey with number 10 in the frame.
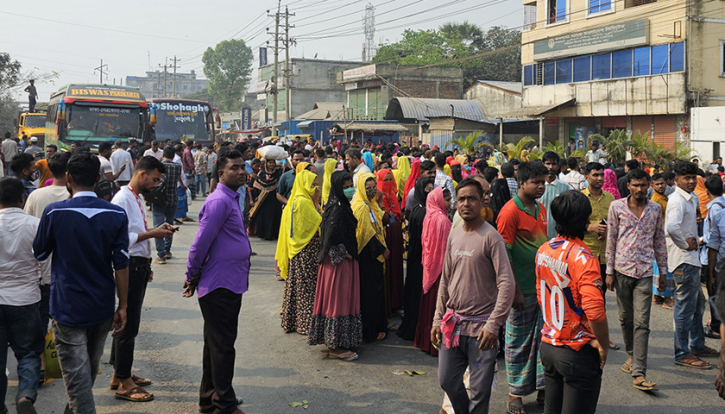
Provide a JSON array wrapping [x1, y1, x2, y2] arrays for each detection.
[[535, 237, 606, 351]]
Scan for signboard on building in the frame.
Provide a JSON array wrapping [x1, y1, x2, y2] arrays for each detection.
[[533, 19, 649, 61], [241, 108, 252, 130], [259, 47, 268, 67], [342, 64, 376, 80], [345, 82, 358, 91]]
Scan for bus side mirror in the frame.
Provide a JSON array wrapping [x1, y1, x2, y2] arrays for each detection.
[[149, 105, 157, 125]]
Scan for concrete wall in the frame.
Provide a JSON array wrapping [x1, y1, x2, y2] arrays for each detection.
[[691, 106, 725, 161], [687, 0, 725, 107], [465, 84, 523, 118]]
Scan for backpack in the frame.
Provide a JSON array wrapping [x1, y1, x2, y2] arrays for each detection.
[[145, 172, 168, 205]]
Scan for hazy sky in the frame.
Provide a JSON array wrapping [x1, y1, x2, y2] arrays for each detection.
[[2, 0, 522, 103]]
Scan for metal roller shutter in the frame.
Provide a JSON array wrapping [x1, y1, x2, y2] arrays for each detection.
[[653, 115, 676, 150]]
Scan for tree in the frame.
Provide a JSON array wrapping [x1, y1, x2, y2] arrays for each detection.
[[446, 131, 486, 154], [0, 53, 22, 94], [0, 94, 19, 135], [202, 39, 253, 112], [373, 29, 470, 66]]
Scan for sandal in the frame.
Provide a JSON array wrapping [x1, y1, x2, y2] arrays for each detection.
[[377, 332, 387, 341], [329, 351, 359, 361], [387, 323, 399, 331], [506, 399, 525, 414], [115, 386, 154, 402], [692, 346, 720, 358], [674, 355, 712, 369], [621, 361, 633, 374], [110, 375, 152, 390], [609, 341, 620, 350], [633, 378, 658, 391]]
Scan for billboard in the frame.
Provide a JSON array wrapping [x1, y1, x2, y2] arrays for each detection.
[[259, 47, 268, 67], [241, 108, 252, 130]]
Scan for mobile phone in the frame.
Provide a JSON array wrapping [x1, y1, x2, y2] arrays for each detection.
[[600, 219, 607, 225], [173, 226, 180, 232]]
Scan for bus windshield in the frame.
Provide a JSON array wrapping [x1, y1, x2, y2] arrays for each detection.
[[155, 102, 210, 142], [65, 105, 143, 142], [25, 115, 46, 128]]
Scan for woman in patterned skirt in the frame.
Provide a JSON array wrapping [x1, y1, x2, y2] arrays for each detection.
[[308, 171, 362, 361], [276, 170, 322, 335]]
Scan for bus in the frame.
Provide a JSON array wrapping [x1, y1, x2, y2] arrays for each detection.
[[148, 99, 218, 145], [45, 84, 150, 152]]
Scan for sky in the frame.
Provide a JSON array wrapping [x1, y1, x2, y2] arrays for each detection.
[[1, 0, 522, 103]]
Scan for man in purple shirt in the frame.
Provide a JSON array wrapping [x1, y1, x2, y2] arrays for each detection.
[[184, 149, 250, 414]]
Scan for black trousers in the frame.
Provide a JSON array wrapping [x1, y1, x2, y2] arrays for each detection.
[[199, 288, 242, 413], [541, 342, 602, 414], [707, 267, 721, 331], [109, 257, 151, 379]]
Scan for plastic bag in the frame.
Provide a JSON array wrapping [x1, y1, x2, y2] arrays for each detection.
[[44, 329, 62, 379]]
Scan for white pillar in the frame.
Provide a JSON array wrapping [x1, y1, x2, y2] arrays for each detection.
[[499, 119, 504, 147], [539, 118, 544, 148]]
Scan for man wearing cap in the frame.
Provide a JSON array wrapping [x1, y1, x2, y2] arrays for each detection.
[[24, 137, 43, 158]]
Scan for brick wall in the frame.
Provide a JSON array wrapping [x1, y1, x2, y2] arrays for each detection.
[[390, 80, 462, 100]]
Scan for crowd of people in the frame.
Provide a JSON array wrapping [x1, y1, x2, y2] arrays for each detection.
[[1, 130, 725, 414]]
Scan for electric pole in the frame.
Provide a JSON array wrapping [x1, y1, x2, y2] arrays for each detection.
[[159, 59, 168, 98], [172, 56, 181, 98], [94, 59, 108, 84], [269, 1, 281, 137], [284, 6, 295, 124]]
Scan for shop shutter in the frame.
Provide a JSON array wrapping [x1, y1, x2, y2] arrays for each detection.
[[653, 115, 676, 150], [632, 116, 653, 138], [601, 116, 626, 128]]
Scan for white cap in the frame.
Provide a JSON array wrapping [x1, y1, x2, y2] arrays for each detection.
[[305, 144, 312, 150], [30, 137, 38, 142]]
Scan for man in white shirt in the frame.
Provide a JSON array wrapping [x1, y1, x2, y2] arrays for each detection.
[[0, 177, 49, 414], [345, 148, 370, 188], [143, 140, 163, 160], [1, 132, 18, 176], [560, 157, 586, 191], [98, 141, 126, 186], [667, 161, 718, 369], [109, 156, 174, 401], [110, 141, 134, 186], [586, 140, 608, 165]]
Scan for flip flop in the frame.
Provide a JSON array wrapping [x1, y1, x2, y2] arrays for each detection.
[[115, 386, 154, 402], [609, 341, 620, 350], [377, 332, 387, 341], [110, 375, 152, 390], [692, 346, 720, 357], [633, 379, 658, 391], [621, 361, 633, 374], [674, 355, 711, 370], [506, 399, 525, 414], [329, 351, 359, 361]]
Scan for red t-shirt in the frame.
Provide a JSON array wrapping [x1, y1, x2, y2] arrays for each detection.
[[535, 236, 606, 351]]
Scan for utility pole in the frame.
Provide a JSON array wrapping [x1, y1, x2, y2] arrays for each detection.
[[159, 59, 168, 98], [94, 59, 108, 84], [172, 56, 181, 98], [284, 6, 295, 124], [269, 1, 281, 137]]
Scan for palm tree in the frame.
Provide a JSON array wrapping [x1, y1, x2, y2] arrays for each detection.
[[504, 136, 536, 161], [446, 131, 487, 155], [600, 130, 633, 166], [629, 130, 656, 166]]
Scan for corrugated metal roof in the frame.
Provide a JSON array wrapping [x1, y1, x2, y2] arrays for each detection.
[[476, 80, 522, 94], [334, 122, 409, 132], [388, 98, 486, 122], [296, 102, 346, 120]]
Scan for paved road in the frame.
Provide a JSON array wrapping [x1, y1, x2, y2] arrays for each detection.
[[5, 198, 725, 413]]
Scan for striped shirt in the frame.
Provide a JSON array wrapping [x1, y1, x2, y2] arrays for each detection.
[[537, 179, 571, 240]]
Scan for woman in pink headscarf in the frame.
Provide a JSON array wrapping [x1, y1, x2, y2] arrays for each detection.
[[603, 169, 621, 199], [414, 186, 453, 356]]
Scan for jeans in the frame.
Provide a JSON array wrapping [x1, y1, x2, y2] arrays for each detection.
[[39, 284, 51, 334], [541, 342, 602, 414], [673, 263, 706, 361], [199, 288, 242, 414], [195, 173, 208, 195], [186, 171, 196, 199], [152, 203, 175, 258], [614, 272, 652, 377], [0, 303, 44, 409], [54, 319, 112, 414], [109, 259, 150, 379], [439, 335, 498, 414]]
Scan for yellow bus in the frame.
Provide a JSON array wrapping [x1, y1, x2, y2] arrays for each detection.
[[45, 84, 151, 152]]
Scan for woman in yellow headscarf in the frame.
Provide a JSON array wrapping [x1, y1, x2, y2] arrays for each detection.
[[351, 172, 389, 342], [276, 170, 323, 335], [321, 158, 338, 205], [392, 156, 410, 197]]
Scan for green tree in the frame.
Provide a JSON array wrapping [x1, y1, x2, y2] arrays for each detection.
[[202, 39, 253, 112], [446, 131, 486, 154], [373, 29, 469, 66], [0, 94, 19, 135], [0, 53, 22, 93]]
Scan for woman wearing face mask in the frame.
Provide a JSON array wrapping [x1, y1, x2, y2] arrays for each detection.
[[276, 170, 323, 335], [415, 187, 452, 356], [308, 171, 362, 360], [353, 173, 390, 342], [252, 158, 284, 243], [398, 177, 435, 341], [377, 169, 404, 320]]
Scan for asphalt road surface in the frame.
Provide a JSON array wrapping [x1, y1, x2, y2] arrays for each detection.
[[5, 198, 725, 414]]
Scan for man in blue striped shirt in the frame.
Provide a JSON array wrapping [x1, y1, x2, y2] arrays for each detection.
[[33, 152, 129, 414]]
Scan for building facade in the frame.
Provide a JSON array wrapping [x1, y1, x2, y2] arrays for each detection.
[[520, 0, 725, 153], [257, 59, 363, 123], [338, 64, 464, 121], [125, 70, 208, 100]]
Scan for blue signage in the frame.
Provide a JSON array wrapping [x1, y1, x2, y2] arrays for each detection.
[[241, 108, 252, 130]]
